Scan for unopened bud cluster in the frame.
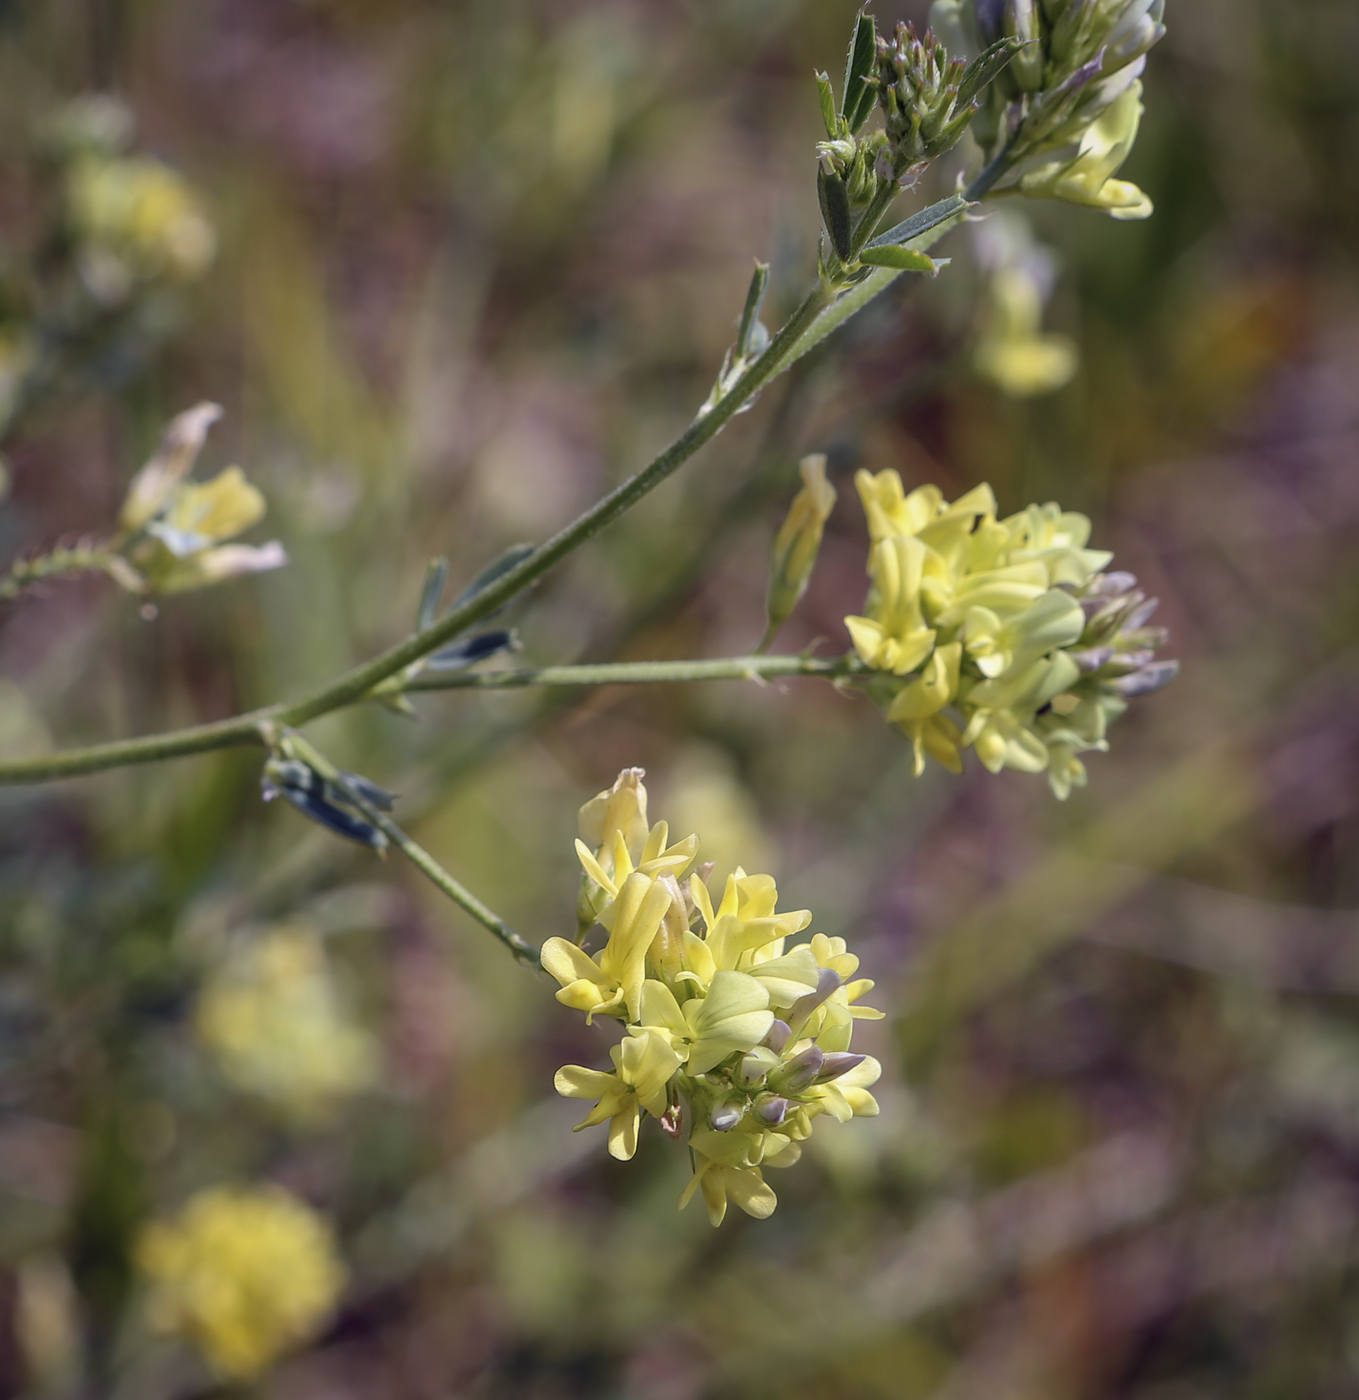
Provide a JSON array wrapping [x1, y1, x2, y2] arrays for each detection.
[[547, 769, 882, 1226], [872, 22, 1023, 179], [846, 471, 1176, 798]]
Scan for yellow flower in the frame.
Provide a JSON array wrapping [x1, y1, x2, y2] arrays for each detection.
[[765, 453, 837, 639], [67, 154, 215, 299], [577, 767, 650, 877], [1002, 503, 1112, 587], [554, 1030, 683, 1159], [844, 473, 1176, 795], [961, 652, 1082, 774], [137, 1185, 344, 1381], [960, 589, 1085, 679], [542, 870, 675, 1022], [552, 771, 884, 1224], [195, 926, 377, 1125], [845, 536, 937, 675], [973, 266, 1078, 398], [632, 971, 774, 1075], [687, 868, 812, 975], [1018, 83, 1154, 221], [886, 641, 963, 776], [123, 406, 287, 596], [679, 1125, 799, 1227]]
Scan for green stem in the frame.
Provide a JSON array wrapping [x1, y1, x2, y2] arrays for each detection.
[[0, 656, 855, 783], [0, 164, 1018, 787], [400, 654, 851, 693], [273, 283, 838, 729], [282, 732, 540, 967]]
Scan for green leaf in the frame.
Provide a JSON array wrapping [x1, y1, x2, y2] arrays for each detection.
[[815, 71, 837, 139], [817, 169, 854, 263], [865, 193, 971, 250], [416, 556, 448, 631], [956, 35, 1027, 111], [453, 542, 536, 610], [841, 10, 879, 133], [737, 260, 771, 358], [856, 246, 943, 273]]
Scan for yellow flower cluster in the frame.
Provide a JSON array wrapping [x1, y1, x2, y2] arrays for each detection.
[[846, 470, 1177, 798], [196, 925, 378, 1126], [137, 1185, 344, 1381], [546, 769, 882, 1227], [66, 151, 215, 303]]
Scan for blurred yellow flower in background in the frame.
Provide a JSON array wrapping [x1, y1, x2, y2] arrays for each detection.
[[137, 1184, 344, 1380], [196, 925, 377, 1125]]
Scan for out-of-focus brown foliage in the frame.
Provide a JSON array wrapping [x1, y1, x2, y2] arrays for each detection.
[[2, 1, 1359, 1397]]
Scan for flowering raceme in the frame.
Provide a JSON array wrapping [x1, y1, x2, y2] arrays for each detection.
[[137, 1185, 344, 1380], [845, 470, 1176, 798], [544, 769, 882, 1226]]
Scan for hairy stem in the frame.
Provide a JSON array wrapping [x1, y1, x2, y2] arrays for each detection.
[[0, 542, 127, 601], [0, 656, 855, 783], [401, 654, 853, 693]]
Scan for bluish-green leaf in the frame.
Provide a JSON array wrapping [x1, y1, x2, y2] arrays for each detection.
[[817, 169, 854, 263], [864, 193, 971, 250], [416, 556, 448, 631], [737, 260, 771, 358], [815, 71, 837, 140], [841, 10, 878, 133], [452, 542, 536, 610]]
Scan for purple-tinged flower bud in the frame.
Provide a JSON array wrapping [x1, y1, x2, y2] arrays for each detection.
[[1068, 646, 1115, 673], [1108, 660, 1179, 697], [754, 1096, 790, 1127], [1085, 570, 1138, 599], [1122, 597, 1159, 631], [763, 1019, 792, 1055], [816, 1052, 867, 1083], [779, 1045, 825, 1091], [788, 968, 842, 1038], [710, 1102, 743, 1132]]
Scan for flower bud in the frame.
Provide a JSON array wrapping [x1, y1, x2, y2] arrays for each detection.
[[764, 455, 836, 645], [778, 1045, 825, 1092], [754, 1096, 790, 1127], [763, 1019, 793, 1055], [787, 968, 842, 1038], [710, 1102, 743, 1132], [816, 1052, 867, 1082]]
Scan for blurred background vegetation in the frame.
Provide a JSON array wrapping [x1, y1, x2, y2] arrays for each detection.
[[2, 0, 1359, 1395]]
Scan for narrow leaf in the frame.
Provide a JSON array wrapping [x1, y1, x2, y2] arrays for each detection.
[[815, 72, 837, 140], [956, 35, 1027, 110], [841, 10, 878, 132], [817, 169, 854, 263], [452, 542, 536, 609], [864, 192, 971, 250], [416, 556, 448, 631], [737, 261, 771, 358], [857, 246, 943, 273]]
